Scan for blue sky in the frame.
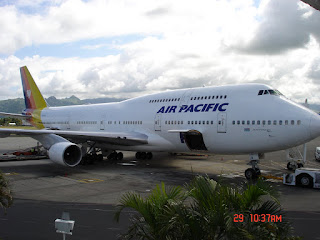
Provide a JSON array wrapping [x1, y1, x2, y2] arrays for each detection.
[[0, 0, 319, 104]]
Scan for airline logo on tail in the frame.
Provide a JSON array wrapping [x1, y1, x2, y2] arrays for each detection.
[[20, 66, 47, 129], [20, 66, 47, 110]]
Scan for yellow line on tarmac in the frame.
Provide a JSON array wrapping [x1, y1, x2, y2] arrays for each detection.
[[78, 178, 104, 183]]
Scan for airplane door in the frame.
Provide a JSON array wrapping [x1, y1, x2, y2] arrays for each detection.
[[100, 120, 105, 130], [217, 113, 227, 133], [154, 114, 161, 131], [179, 89, 194, 107]]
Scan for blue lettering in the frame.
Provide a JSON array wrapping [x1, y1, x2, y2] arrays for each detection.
[[213, 103, 219, 111], [179, 105, 188, 112], [157, 106, 165, 113], [205, 104, 215, 112], [185, 105, 194, 112], [169, 106, 177, 113], [201, 104, 208, 112], [218, 103, 229, 111], [194, 104, 203, 112], [158, 103, 228, 113]]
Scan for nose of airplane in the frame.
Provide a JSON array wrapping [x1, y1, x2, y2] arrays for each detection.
[[309, 114, 320, 139]]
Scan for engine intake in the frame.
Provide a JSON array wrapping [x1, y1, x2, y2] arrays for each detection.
[[48, 142, 82, 167]]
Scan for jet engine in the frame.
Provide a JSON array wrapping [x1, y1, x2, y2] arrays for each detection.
[[48, 142, 82, 167]]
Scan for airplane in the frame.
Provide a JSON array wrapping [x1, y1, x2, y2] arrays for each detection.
[[0, 66, 320, 180]]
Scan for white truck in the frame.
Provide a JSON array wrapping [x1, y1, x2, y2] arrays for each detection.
[[283, 168, 320, 188]]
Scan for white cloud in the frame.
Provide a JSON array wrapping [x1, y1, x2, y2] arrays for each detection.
[[0, 0, 320, 105]]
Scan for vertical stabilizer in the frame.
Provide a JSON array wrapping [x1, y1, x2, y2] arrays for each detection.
[[20, 66, 47, 110]]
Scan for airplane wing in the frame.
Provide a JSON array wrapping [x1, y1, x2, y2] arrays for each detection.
[[0, 128, 148, 146], [0, 112, 30, 119]]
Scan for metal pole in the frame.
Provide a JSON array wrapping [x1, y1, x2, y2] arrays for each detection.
[[303, 143, 307, 164]]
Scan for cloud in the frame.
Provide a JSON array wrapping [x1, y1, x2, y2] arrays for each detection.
[[236, 0, 320, 55], [0, 0, 320, 105]]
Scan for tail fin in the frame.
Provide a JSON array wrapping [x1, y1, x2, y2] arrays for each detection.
[[20, 66, 47, 110]]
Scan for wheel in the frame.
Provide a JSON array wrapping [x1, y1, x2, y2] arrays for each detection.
[[296, 173, 313, 188], [146, 152, 153, 160], [135, 152, 141, 159], [140, 152, 147, 160], [245, 168, 257, 180], [117, 152, 123, 160], [108, 152, 117, 160]]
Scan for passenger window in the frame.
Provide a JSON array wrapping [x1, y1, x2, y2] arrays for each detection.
[[220, 96, 223, 99], [279, 120, 282, 125], [208, 96, 211, 99], [191, 121, 194, 124], [195, 121, 197, 124], [197, 97, 200, 100], [247, 120, 250, 125], [257, 120, 260, 125], [268, 120, 271, 125], [273, 120, 277, 125], [242, 121, 245, 125], [232, 121, 235, 125], [201, 97, 204, 100], [237, 121, 240, 125], [199, 121, 201, 125], [224, 95, 227, 99], [291, 120, 295, 125], [297, 120, 301, 125], [205, 96, 207, 99], [188, 121, 190, 124], [181, 121, 183, 124], [216, 96, 219, 99], [252, 121, 255, 125], [207, 121, 209, 124], [262, 120, 266, 125], [285, 120, 288, 125], [211, 121, 214, 124], [258, 90, 263, 95]]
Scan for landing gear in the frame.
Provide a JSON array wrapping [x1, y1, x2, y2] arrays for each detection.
[[107, 151, 124, 161], [80, 143, 104, 165], [245, 153, 263, 180], [136, 152, 153, 160]]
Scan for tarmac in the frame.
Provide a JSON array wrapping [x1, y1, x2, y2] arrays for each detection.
[[0, 136, 320, 239]]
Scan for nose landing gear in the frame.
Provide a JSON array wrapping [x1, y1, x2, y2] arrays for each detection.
[[245, 153, 263, 180]]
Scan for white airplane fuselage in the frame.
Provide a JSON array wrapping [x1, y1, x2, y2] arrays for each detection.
[[38, 84, 320, 155]]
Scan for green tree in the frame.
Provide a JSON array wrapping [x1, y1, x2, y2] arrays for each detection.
[[115, 176, 300, 240], [0, 172, 13, 214]]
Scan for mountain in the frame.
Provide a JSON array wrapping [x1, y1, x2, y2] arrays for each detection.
[[0, 96, 127, 114]]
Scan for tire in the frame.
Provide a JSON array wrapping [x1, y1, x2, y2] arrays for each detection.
[[296, 173, 313, 188], [245, 168, 257, 180], [146, 152, 153, 160], [135, 152, 141, 159], [140, 152, 147, 160], [117, 152, 123, 160]]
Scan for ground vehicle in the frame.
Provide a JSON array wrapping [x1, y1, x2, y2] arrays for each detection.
[[283, 168, 320, 188], [315, 147, 320, 161]]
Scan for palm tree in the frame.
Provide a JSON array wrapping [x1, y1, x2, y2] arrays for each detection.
[[0, 172, 13, 214], [115, 176, 300, 240]]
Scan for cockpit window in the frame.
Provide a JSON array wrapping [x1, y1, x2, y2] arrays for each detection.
[[258, 89, 284, 97]]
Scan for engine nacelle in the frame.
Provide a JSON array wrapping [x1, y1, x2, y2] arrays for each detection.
[[48, 142, 82, 167]]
